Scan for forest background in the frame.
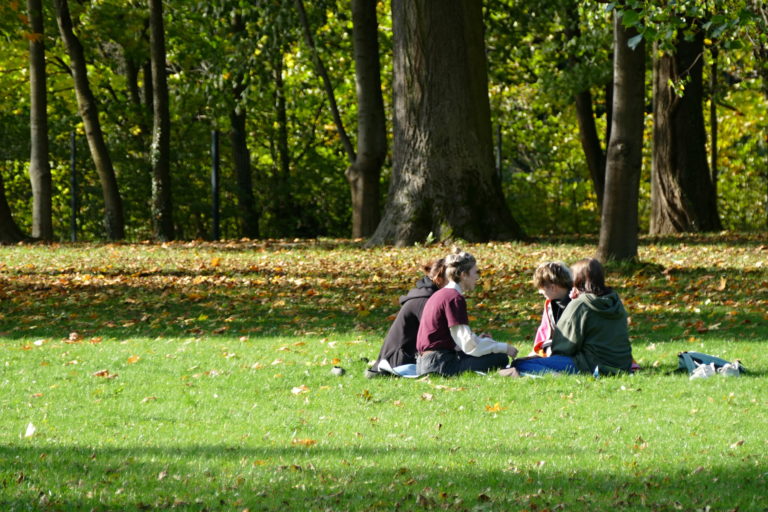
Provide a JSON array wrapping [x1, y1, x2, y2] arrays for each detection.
[[0, 0, 766, 247]]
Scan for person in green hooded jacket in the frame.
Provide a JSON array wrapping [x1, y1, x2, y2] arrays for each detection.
[[501, 258, 633, 376]]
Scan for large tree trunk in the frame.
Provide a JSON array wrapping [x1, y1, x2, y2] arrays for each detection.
[[596, 11, 646, 262], [0, 174, 26, 244], [650, 26, 721, 234], [54, 0, 125, 240], [346, 0, 386, 238], [148, 0, 174, 241], [368, 0, 523, 246], [27, 0, 52, 241]]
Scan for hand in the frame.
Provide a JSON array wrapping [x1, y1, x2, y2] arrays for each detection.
[[506, 345, 519, 358]]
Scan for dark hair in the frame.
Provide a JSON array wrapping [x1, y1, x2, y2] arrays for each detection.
[[570, 258, 611, 296], [423, 258, 447, 288]]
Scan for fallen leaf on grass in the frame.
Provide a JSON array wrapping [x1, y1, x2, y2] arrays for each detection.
[[141, 396, 157, 403], [730, 440, 745, 449], [434, 385, 465, 392], [92, 369, 118, 379], [421, 393, 434, 401], [24, 423, 36, 438], [291, 438, 317, 447], [291, 385, 310, 395], [127, 355, 140, 364], [485, 402, 506, 412]]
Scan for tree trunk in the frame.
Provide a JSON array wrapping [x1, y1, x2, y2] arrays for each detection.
[[148, 0, 174, 240], [54, 0, 125, 240], [564, 5, 606, 212], [27, 0, 52, 241], [368, 0, 523, 246], [596, 11, 646, 262], [709, 46, 718, 197], [650, 26, 721, 234], [230, 104, 259, 238], [0, 174, 26, 244], [346, 0, 386, 238], [267, 45, 298, 237], [228, 12, 259, 240], [574, 90, 606, 210]]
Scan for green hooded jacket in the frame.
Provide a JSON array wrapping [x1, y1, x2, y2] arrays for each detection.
[[550, 290, 633, 374]]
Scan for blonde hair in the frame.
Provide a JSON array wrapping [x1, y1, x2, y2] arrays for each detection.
[[445, 248, 476, 283], [532, 261, 573, 289]]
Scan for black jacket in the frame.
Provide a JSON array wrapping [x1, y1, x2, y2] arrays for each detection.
[[370, 277, 438, 372]]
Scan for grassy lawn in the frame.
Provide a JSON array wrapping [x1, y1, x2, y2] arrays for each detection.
[[1, 234, 767, 511]]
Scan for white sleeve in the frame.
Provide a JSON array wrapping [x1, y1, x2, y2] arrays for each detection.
[[449, 324, 508, 356]]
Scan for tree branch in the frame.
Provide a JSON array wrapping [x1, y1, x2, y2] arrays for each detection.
[[295, 0, 356, 163]]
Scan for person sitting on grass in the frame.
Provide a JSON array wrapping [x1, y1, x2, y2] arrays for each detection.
[[530, 261, 573, 357], [501, 258, 633, 377], [366, 258, 447, 378], [416, 249, 518, 377]]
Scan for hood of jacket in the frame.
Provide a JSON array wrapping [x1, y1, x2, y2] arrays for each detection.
[[399, 276, 438, 305], [578, 290, 626, 319]]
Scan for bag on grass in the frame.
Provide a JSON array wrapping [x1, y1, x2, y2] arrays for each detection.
[[677, 351, 746, 376]]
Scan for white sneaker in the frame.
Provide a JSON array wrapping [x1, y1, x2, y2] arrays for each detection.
[[690, 362, 716, 380]]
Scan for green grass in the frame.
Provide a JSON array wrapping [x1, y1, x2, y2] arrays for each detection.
[[1, 235, 767, 511]]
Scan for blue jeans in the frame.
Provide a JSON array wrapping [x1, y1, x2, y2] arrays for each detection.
[[512, 355, 578, 375]]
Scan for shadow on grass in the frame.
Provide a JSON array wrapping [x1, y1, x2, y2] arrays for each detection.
[[1, 443, 765, 511]]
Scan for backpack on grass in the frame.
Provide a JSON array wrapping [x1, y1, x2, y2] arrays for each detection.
[[677, 351, 746, 376]]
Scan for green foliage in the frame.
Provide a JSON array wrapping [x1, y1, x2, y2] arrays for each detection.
[[0, 0, 766, 240]]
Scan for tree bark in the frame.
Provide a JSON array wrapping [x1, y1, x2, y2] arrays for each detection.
[[0, 174, 26, 244], [709, 45, 718, 197], [596, 11, 646, 262], [230, 103, 259, 238], [574, 89, 606, 210], [27, 0, 52, 240], [650, 26, 721, 234], [347, 0, 386, 238], [265, 43, 298, 237], [228, 12, 259, 239], [368, 0, 523, 246], [148, 0, 174, 240], [564, 6, 606, 212], [54, 0, 125, 240]]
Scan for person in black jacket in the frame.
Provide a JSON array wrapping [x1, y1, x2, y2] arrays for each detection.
[[365, 258, 447, 378]]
